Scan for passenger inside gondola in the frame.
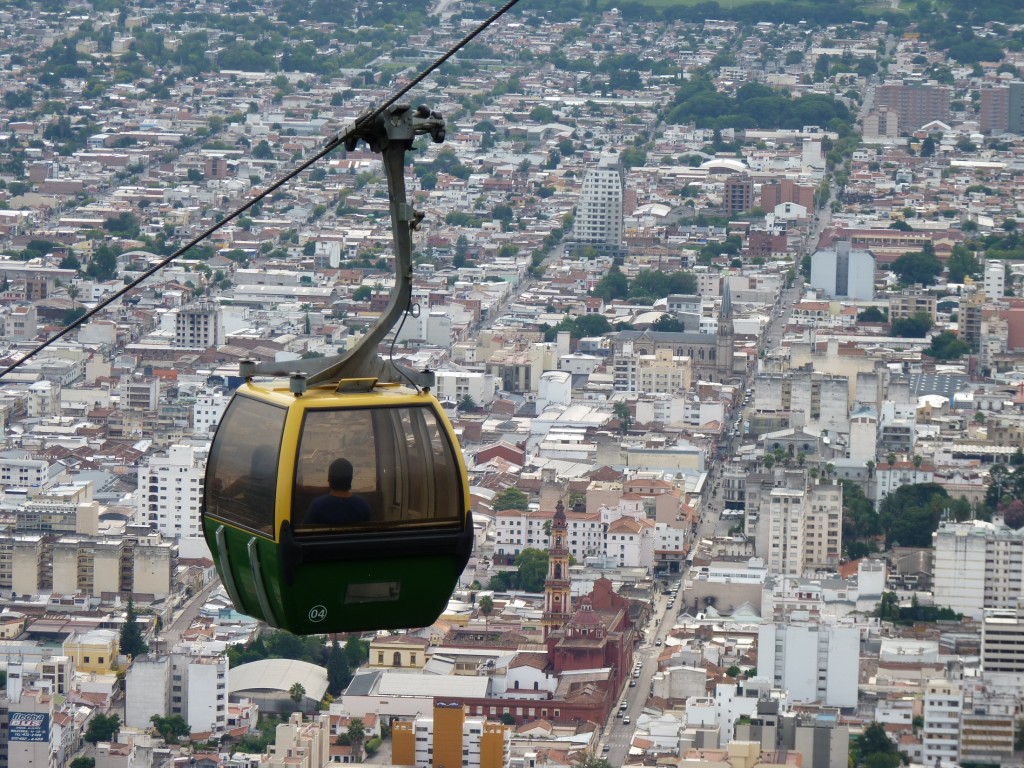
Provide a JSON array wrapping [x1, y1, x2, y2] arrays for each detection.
[[305, 458, 371, 525]]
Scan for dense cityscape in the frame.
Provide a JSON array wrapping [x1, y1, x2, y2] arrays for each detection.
[[2, 0, 1024, 766]]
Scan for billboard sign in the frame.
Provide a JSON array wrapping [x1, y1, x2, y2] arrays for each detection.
[[9, 712, 49, 742]]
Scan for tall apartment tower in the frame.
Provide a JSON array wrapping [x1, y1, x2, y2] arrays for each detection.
[[980, 82, 1024, 134], [809, 240, 875, 300], [570, 154, 624, 257], [933, 519, 1024, 620], [875, 82, 952, 132], [125, 652, 229, 737], [723, 174, 753, 215], [136, 445, 204, 539], [762, 482, 842, 575], [392, 702, 510, 768], [757, 622, 859, 707], [175, 301, 224, 350], [984, 260, 1006, 300]]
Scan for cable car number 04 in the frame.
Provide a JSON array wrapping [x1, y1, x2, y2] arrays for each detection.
[[308, 605, 328, 622]]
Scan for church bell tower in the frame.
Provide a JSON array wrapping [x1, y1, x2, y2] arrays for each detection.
[[542, 500, 572, 639]]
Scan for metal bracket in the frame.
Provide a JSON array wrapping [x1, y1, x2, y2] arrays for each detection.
[[243, 105, 446, 388]]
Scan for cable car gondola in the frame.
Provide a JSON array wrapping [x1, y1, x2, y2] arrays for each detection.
[[201, 106, 474, 634]]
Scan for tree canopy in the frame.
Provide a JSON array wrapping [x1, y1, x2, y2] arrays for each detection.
[[489, 548, 552, 593], [85, 713, 121, 744], [890, 249, 943, 286], [150, 714, 190, 744], [119, 599, 149, 659], [493, 487, 529, 511], [890, 311, 933, 338], [666, 79, 853, 131], [924, 331, 970, 361]]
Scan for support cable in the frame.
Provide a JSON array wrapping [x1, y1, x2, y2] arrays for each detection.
[[0, 0, 525, 380]]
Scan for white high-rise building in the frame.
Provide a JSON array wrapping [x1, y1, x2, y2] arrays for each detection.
[[125, 652, 229, 737], [763, 483, 843, 576], [137, 445, 204, 539], [809, 241, 875, 300], [174, 301, 225, 350], [193, 390, 231, 436], [922, 678, 962, 765], [984, 260, 1005, 300], [570, 154, 624, 257], [933, 519, 1024, 620], [757, 622, 859, 707]]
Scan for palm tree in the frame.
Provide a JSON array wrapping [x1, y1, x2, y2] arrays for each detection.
[[886, 452, 896, 467], [289, 682, 306, 706], [347, 718, 365, 763], [479, 595, 494, 631], [912, 454, 923, 469], [866, 459, 875, 479]]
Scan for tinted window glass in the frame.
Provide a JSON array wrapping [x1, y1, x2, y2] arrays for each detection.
[[205, 395, 286, 536], [294, 405, 463, 530]]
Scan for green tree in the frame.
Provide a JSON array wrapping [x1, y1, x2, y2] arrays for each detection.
[[103, 212, 140, 238], [458, 394, 478, 412], [344, 635, 369, 668], [530, 105, 555, 122], [891, 311, 934, 338], [515, 549, 550, 592], [592, 266, 628, 301], [119, 599, 149, 659], [149, 714, 190, 744], [70, 759, 96, 768], [613, 401, 632, 435], [326, 640, 351, 696], [857, 307, 886, 323], [651, 314, 686, 332], [478, 595, 494, 630], [253, 140, 273, 159], [890, 250, 943, 286], [574, 754, 615, 768], [493, 487, 529, 511], [289, 682, 306, 705], [84, 713, 121, 744], [853, 721, 900, 768], [925, 331, 970, 361], [946, 244, 980, 283], [347, 717, 365, 763], [86, 244, 120, 281]]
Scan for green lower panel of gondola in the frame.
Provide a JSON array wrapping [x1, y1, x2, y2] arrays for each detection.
[[204, 521, 464, 634]]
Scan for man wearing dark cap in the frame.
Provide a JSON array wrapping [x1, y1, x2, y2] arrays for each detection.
[[305, 458, 372, 525]]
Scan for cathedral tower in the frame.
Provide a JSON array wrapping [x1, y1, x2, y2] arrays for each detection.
[[542, 500, 572, 640]]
